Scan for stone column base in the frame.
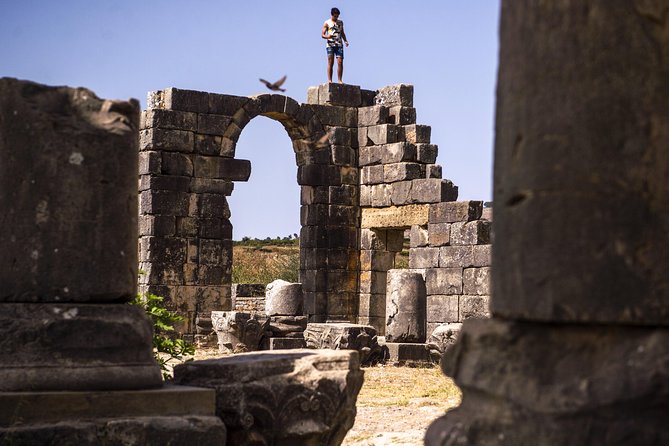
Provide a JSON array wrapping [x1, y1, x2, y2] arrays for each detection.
[[425, 318, 669, 445], [0, 303, 161, 391], [1, 385, 226, 445]]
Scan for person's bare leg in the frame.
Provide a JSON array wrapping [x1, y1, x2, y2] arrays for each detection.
[[337, 57, 344, 83], [327, 55, 334, 83]]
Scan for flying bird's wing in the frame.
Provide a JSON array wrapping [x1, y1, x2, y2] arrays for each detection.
[[273, 75, 287, 87], [259, 78, 271, 88]]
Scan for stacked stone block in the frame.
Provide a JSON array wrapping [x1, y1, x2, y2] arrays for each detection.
[[357, 84, 457, 209], [139, 87, 251, 333], [232, 283, 266, 313], [358, 228, 404, 333], [413, 201, 492, 338], [304, 83, 365, 322]]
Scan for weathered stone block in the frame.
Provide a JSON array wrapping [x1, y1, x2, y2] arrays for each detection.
[[361, 204, 430, 228], [389, 180, 412, 205], [387, 106, 416, 125], [174, 349, 363, 445], [190, 178, 234, 195], [370, 184, 392, 207], [306, 86, 319, 104], [426, 267, 463, 295], [0, 303, 161, 391], [367, 124, 399, 145], [194, 133, 223, 156], [139, 174, 190, 192], [193, 156, 251, 181], [359, 228, 385, 250], [357, 126, 370, 148], [358, 270, 388, 295], [428, 319, 669, 445], [161, 151, 194, 176], [266, 280, 303, 316], [382, 342, 432, 366], [451, 220, 492, 245], [197, 114, 232, 136], [140, 128, 195, 153], [324, 126, 355, 146], [381, 142, 417, 164], [430, 200, 483, 223], [0, 79, 142, 303], [310, 104, 357, 127], [409, 247, 440, 268], [375, 84, 414, 107], [360, 250, 395, 272], [402, 124, 431, 143], [428, 222, 450, 246], [459, 295, 490, 320], [358, 105, 389, 126], [141, 109, 197, 131], [357, 293, 386, 318], [410, 178, 458, 203], [473, 244, 492, 267], [416, 143, 438, 163], [410, 224, 429, 248], [139, 151, 161, 174], [329, 185, 358, 206], [463, 267, 491, 295], [139, 215, 176, 237], [439, 245, 474, 268], [208, 92, 249, 116], [328, 205, 358, 226], [384, 162, 425, 183], [190, 193, 231, 218], [317, 82, 362, 107], [155, 87, 210, 113], [427, 295, 460, 323], [426, 164, 442, 178], [331, 145, 356, 166], [140, 190, 190, 216]]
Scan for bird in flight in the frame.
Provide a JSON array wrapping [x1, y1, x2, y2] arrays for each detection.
[[259, 75, 287, 92]]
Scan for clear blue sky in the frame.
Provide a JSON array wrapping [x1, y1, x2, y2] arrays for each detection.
[[1, 1, 500, 239]]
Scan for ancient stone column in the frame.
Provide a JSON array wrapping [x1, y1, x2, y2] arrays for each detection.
[[0, 78, 161, 391], [385, 269, 426, 343], [427, 2, 669, 444], [265, 279, 303, 316]]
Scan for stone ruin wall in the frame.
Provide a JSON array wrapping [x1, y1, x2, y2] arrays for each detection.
[[139, 83, 491, 338]]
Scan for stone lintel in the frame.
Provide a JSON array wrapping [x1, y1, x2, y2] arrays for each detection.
[[361, 204, 429, 228]]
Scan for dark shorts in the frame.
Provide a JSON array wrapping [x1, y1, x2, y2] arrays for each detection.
[[327, 46, 344, 58]]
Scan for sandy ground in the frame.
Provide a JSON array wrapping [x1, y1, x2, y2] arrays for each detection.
[[188, 348, 460, 445]]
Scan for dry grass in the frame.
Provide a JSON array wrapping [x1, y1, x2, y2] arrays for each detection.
[[232, 245, 299, 284], [357, 364, 461, 409]]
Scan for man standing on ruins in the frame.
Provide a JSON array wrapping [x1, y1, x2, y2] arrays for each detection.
[[322, 7, 349, 84]]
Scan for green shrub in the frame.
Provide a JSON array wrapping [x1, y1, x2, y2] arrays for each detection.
[[131, 292, 195, 379]]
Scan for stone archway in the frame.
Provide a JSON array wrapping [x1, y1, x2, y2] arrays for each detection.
[[138, 87, 360, 335]]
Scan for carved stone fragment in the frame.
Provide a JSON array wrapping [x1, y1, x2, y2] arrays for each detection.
[[426, 322, 462, 362], [173, 349, 363, 446], [211, 311, 270, 353], [304, 322, 381, 364]]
